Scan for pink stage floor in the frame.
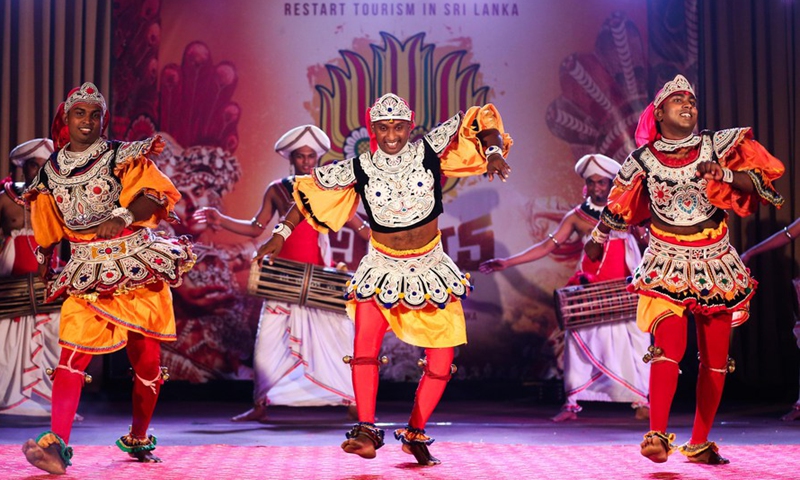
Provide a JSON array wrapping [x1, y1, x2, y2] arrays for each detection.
[[2, 399, 798, 479]]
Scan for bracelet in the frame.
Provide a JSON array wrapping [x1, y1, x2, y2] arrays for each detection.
[[721, 167, 734, 184], [34, 246, 50, 265], [484, 145, 504, 160], [590, 227, 609, 245], [251, 218, 265, 230], [282, 218, 297, 230], [111, 207, 135, 227], [784, 226, 794, 241], [547, 233, 559, 246], [357, 221, 370, 232], [272, 222, 292, 241]]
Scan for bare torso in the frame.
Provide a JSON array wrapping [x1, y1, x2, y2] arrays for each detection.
[[371, 217, 439, 251], [0, 191, 28, 237]]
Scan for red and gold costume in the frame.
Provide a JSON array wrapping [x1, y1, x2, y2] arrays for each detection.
[[601, 75, 784, 462], [292, 93, 511, 460], [23, 83, 194, 471]]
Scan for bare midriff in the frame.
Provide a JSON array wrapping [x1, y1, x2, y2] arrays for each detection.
[[649, 209, 725, 236], [371, 217, 439, 251]]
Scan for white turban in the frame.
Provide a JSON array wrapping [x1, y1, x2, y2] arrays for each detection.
[[9, 138, 54, 168], [574, 154, 620, 180], [274, 125, 330, 160]]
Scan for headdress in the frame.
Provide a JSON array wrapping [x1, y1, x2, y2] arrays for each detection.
[[574, 154, 620, 180], [9, 138, 54, 167], [634, 74, 696, 147], [365, 93, 416, 153], [274, 125, 330, 160], [51, 82, 110, 149]]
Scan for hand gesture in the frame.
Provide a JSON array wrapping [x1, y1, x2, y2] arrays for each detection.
[[486, 154, 511, 182], [479, 258, 508, 274], [695, 161, 723, 181], [254, 235, 285, 264], [584, 240, 604, 262], [95, 217, 126, 239], [193, 207, 222, 231]]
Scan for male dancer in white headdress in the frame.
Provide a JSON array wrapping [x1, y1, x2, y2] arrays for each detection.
[[194, 125, 369, 421], [0, 139, 61, 418], [481, 153, 650, 421]]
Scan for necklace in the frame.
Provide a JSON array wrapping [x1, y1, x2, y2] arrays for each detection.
[[653, 134, 701, 152], [57, 137, 106, 175], [585, 198, 605, 214]]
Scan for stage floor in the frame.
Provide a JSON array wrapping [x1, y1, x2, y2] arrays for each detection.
[[2, 398, 799, 479]]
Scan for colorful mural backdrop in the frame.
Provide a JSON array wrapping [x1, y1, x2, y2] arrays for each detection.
[[110, 0, 657, 382]]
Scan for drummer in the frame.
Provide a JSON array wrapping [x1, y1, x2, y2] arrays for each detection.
[[480, 153, 651, 421], [0, 139, 62, 419], [193, 125, 370, 421]]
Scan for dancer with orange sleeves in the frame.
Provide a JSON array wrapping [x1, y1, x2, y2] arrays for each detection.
[[255, 93, 512, 465], [585, 75, 785, 465], [20, 82, 195, 474]]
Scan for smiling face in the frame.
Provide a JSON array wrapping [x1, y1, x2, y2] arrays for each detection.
[[585, 174, 613, 204], [655, 92, 697, 139], [289, 146, 319, 175], [64, 103, 104, 150], [371, 120, 411, 155]]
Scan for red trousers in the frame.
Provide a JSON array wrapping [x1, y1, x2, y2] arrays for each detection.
[[352, 301, 454, 430], [51, 332, 164, 444], [649, 311, 732, 444]]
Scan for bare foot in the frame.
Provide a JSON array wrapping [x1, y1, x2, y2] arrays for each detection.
[[635, 406, 650, 421], [402, 443, 441, 465], [640, 435, 669, 463], [341, 435, 377, 459], [22, 438, 67, 475], [129, 450, 162, 463], [551, 410, 578, 422], [781, 408, 800, 422], [231, 405, 268, 423]]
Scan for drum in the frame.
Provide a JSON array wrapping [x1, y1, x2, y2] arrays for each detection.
[[247, 257, 352, 314], [0, 273, 63, 318], [553, 278, 637, 330]]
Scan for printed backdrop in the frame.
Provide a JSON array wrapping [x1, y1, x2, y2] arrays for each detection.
[[109, 0, 685, 383]]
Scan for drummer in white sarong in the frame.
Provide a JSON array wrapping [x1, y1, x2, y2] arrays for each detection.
[[0, 139, 62, 418], [480, 153, 651, 421], [193, 125, 370, 421]]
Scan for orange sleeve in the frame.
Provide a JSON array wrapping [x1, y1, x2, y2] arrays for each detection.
[[29, 192, 67, 249], [439, 104, 513, 177], [602, 155, 651, 230], [115, 136, 182, 227], [707, 136, 785, 215]]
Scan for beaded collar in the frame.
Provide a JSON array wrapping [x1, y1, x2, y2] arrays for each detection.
[[653, 134, 701, 152], [57, 137, 107, 175]]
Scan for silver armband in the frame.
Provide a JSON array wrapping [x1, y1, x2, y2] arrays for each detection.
[[590, 227, 609, 245], [484, 145, 504, 160], [111, 207, 135, 227], [721, 167, 734, 184], [34, 246, 49, 265]]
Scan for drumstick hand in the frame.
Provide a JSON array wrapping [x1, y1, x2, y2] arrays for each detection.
[[254, 235, 285, 264]]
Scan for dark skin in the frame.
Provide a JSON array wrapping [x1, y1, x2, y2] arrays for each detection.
[[585, 92, 754, 263], [255, 122, 509, 265], [35, 104, 161, 280], [585, 92, 748, 465]]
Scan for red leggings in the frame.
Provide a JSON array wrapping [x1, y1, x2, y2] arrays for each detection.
[[51, 332, 163, 444], [352, 301, 454, 430], [649, 311, 732, 444]]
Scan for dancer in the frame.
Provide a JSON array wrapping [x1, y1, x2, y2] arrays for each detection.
[[480, 153, 650, 422], [193, 125, 369, 421], [585, 75, 784, 464], [255, 93, 512, 465], [0, 139, 61, 418], [21, 82, 195, 474], [739, 218, 800, 421]]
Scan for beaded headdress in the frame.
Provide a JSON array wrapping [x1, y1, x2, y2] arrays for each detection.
[[653, 75, 695, 108], [64, 82, 107, 114], [368, 93, 413, 123]]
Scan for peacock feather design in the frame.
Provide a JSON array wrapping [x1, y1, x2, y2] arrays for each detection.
[[546, 12, 648, 161]]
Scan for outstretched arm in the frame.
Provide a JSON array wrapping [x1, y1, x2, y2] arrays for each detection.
[[254, 203, 305, 263], [480, 213, 576, 273], [740, 217, 800, 264], [193, 185, 279, 238]]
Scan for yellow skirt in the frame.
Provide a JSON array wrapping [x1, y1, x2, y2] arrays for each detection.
[[58, 281, 176, 354]]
